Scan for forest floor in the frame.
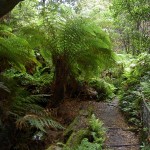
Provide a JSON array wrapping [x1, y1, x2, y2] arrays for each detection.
[[48, 98, 140, 150]]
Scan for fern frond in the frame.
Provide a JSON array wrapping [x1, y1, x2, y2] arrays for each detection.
[[47, 12, 116, 79], [9, 92, 64, 132], [0, 25, 37, 72], [0, 24, 12, 32], [0, 82, 10, 93], [16, 114, 64, 132]]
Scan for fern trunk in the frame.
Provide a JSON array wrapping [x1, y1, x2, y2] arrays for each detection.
[[0, 58, 10, 73], [52, 57, 69, 107]]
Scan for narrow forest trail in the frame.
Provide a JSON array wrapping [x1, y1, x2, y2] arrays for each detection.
[[92, 99, 140, 150], [58, 99, 140, 150]]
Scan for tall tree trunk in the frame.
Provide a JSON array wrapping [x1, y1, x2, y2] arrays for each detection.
[[52, 57, 68, 107]]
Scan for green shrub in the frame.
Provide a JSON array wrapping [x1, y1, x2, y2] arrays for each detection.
[[76, 138, 102, 150], [89, 114, 106, 145], [0, 77, 63, 150], [62, 114, 106, 150], [119, 53, 150, 127], [141, 81, 150, 100], [89, 78, 116, 100], [3, 68, 53, 94]]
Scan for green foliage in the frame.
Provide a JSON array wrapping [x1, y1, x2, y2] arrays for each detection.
[[141, 80, 150, 107], [0, 24, 37, 72], [43, 3, 115, 78], [62, 114, 106, 150], [76, 138, 101, 150], [89, 78, 116, 100], [0, 76, 63, 149], [119, 53, 150, 126], [111, 0, 150, 54], [121, 53, 150, 86], [141, 81, 150, 100], [76, 0, 112, 27], [0, 82, 64, 132], [11, 0, 40, 26], [13, 93, 64, 132], [4, 68, 53, 94], [120, 88, 142, 126], [0, 1, 116, 149], [89, 114, 106, 145]]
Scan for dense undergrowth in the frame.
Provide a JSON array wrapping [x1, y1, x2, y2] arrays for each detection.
[[114, 53, 150, 148], [0, 2, 115, 149], [58, 114, 106, 150], [1, 24, 150, 150], [117, 53, 150, 127], [0, 0, 150, 149]]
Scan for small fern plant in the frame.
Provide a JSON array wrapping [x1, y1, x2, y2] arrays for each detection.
[[89, 114, 106, 146], [62, 114, 106, 150], [11, 93, 64, 132], [76, 138, 102, 150]]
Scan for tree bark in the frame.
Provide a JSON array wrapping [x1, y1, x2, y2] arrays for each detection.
[[0, 0, 23, 18], [52, 57, 68, 107]]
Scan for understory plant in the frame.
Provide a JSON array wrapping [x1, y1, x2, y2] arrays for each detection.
[[0, 24, 37, 72], [89, 78, 116, 101], [0, 24, 63, 149], [62, 114, 106, 150], [0, 77, 64, 150], [119, 53, 150, 127], [4, 67, 54, 95], [141, 80, 150, 106]]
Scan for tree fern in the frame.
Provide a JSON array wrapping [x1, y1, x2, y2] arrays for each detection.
[[42, 4, 116, 105], [63, 16, 115, 76]]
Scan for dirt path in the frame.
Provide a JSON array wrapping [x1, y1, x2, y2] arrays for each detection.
[[58, 99, 140, 150], [91, 99, 140, 150]]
